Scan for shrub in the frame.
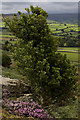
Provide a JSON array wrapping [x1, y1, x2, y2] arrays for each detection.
[[2, 53, 11, 68], [2, 41, 9, 51], [2, 108, 26, 119], [2, 44, 9, 51], [2, 89, 51, 119], [2, 89, 10, 99], [2, 41, 12, 51], [2, 5, 78, 105], [8, 101, 49, 118], [5, 40, 9, 45]]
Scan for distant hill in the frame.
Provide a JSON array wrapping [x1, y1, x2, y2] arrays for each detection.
[[47, 13, 78, 24], [2, 13, 78, 24]]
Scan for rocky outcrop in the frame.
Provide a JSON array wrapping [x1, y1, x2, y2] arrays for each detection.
[[17, 94, 34, 102], [0, 75, 31, 98]]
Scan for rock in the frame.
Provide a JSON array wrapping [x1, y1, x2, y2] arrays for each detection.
[[0, 75, 19, 86], [1, 75, 31, 98], [17, 94, 34, 102]]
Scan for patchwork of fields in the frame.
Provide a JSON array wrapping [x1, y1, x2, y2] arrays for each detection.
[[0, 20, 79, 68], [48, 20, 78, 47], [0, 22, 16, 42], [57, 47, 78, 67], [0, 14, 79, 119]]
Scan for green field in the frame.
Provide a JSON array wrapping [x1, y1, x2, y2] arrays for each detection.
[[0, 35, 15, 38], [48, 21, 78, 35], [48, 20, 78, 47], [57, 47, 78, 67], [0, 20, 78, 47], [1, 15, 79, 119], [0, 20, 79, 67]]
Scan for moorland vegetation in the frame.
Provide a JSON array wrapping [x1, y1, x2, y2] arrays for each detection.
[[1, 5, 78, 119]]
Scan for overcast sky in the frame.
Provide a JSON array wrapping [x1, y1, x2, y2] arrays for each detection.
[[1, 0, 80, 2], [0, 1, 79, 14]]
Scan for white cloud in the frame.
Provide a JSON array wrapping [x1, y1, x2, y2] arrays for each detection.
[[2, 0, 47, 2], [0, 2, 2, 14], [1, 2, 78, 14], [1, 0, 80, 2], [2, 2, 30, 14], [1, 0, 79, 2]]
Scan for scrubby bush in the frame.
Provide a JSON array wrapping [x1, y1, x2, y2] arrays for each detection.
[[2, 89, 10, 99], [5, 40, 9, 45], [2, 53, 11, 68], [2, 89, 52, 119], [2, 109, 25, 119], [2, 44, 8, 51], [2, 5, 78, 105], [2, 41, 12, 51], [8, 101, 49, 118], [2, 41, 9, 51]]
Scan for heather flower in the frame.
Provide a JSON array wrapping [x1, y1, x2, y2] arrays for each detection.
[[23, 110, 26, 113], [14, 104, 18, 107], [24, 108, 27, 111], [10, 103, 14, 106], [2, 89, 49, 119]]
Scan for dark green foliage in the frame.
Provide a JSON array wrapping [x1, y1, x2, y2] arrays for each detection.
[[2, 53, 11, 68], [2, 41, 12, 51], [47, 20, 78, 47], [5, 40, 9, 45], [2, 44, 9, 51], [2, 5, 78, 105]]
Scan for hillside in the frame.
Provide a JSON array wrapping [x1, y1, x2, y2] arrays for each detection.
[[1, 13, 78, 24], [47, 20, 78, 47], [47, 13, 78, 24], [1, 10, 78, 119], [0, 13, 79, 47]]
